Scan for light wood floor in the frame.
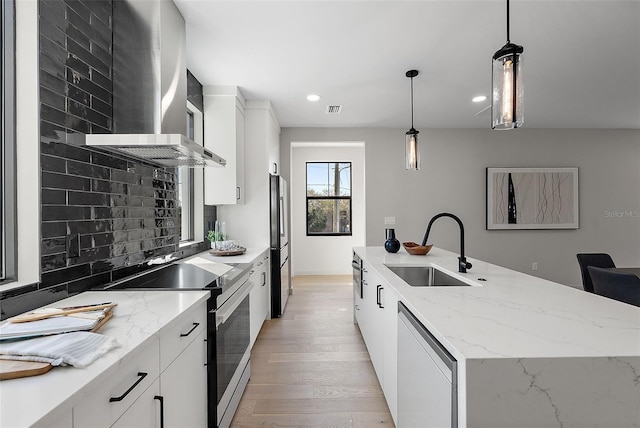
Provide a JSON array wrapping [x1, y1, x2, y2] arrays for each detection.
[[231, 275, 395, 427]]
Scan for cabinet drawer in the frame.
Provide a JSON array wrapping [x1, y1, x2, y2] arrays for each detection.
[[73, 338, 160, 427], [159, 302, 207, 371]]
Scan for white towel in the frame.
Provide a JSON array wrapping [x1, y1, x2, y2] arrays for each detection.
[[0, 331, 119, 367]]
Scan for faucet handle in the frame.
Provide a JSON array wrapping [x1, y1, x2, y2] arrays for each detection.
[[458, 257, 472, 273]]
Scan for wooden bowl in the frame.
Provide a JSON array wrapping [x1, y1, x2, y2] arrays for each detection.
[[403, 242, 433, 256]]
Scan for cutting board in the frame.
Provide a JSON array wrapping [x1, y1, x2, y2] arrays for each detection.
[[0, 360, 52, 380], [0, 309, 114, 380]]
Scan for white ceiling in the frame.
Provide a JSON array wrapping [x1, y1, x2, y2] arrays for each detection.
[[175, 0, 640, 129]]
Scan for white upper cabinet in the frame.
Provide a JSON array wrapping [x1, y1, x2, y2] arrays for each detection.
[[204, 86, 246, 205]]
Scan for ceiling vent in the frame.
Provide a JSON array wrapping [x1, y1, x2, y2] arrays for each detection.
[[326, 105, 343, 114]]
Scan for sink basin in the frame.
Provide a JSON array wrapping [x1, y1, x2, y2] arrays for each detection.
[[385, 265, 471, 287]]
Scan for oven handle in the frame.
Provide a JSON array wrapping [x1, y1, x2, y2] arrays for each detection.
[[215, 280, 255, 328]]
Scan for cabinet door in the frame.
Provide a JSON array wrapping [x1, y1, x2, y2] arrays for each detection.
[[381, 285, 399, 422], [250, 252, 270, 347], [160, 331, 207, 428], [359, 264, 384, 385], [249, 266, 262, 348], [204, 89, 245, 205], [111, 379, 160, 428], [73, 339, 160, 427]]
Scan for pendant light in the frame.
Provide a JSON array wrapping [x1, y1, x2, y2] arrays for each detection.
[[405, 70, 420, 170], [491, 0, 524, 129]]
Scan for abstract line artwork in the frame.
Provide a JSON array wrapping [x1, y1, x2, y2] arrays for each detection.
[[486, 167, 579, 230]]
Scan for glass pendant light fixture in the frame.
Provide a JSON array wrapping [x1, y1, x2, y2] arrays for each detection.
[[405, 69, 420, 170], [491, 0, 524, 129]]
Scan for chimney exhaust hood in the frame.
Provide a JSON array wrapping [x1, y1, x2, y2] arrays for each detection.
[[81, 0, 225, 168]]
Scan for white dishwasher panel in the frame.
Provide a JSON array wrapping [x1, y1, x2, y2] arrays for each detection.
[[398, 303, 457, 428]]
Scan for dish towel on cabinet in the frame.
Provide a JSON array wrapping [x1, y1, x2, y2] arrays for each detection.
[[0, 331, 119, 367]]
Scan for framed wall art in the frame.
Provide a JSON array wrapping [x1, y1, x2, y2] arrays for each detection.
[[486, 167, 579, 230]]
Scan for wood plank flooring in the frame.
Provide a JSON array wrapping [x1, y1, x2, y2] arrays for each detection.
[[231, 275, 395, 427]]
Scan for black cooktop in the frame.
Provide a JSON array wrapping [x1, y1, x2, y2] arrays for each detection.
[[105, 262, 252, 298]]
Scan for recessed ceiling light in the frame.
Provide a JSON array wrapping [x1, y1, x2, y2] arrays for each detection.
[[307, 94, 321, 102], [472, 95, 487, 103]]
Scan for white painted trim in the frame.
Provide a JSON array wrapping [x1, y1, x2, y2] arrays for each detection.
[[2, 0, 41, 290]]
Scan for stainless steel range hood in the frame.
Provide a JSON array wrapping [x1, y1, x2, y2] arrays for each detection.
[[82, 0, 225, 167]]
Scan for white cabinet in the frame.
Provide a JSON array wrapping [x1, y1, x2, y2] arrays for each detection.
[[355, 260, 399, 423], [216, 101, 280, 248], [111, 379, 160, 428], [204, 86, 245, 205], [72, 302, 207, 428], [73, 338, 161, 427], [381, 284, 399, 420], [250, 250, 270, 348], [160, 330, 207, 428]]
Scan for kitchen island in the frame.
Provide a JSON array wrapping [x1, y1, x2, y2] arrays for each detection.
[[355, 246, 640, 427]]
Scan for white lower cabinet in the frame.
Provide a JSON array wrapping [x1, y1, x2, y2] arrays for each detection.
[[249, 250, 270, 348], [160, 330, 207, 428], [111, 379, 160, 428], [73, 338, 160, 427], [72, 302, 207, 427], [355, 261, 399, 423]]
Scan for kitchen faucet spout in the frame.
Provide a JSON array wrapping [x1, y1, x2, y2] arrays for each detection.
[[421, 212, 472, 273]]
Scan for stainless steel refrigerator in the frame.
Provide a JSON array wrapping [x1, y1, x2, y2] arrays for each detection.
[[270, 174, 291, 317]]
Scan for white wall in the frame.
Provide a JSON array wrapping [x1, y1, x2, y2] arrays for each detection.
[[290, 143, 366, 275], [280, 128, 640, 287]]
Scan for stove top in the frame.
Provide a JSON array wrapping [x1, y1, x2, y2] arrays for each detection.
[[105, 262, 252, 298]]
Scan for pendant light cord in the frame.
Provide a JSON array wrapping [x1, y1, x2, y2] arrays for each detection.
[[506, 0, 510, 43], [410, 76, 414, 128]]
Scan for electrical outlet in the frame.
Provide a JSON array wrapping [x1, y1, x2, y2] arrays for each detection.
[[532, 262, 538, 271], [384, 216, 396, 225]]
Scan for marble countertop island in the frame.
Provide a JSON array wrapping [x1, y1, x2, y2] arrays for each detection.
[[355, 246, 640, 428]]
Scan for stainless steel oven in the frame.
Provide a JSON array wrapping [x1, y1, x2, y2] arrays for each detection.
[[352, 252, 363, 324], [212, 269, 253, 428], [352, 251, 363, 299]]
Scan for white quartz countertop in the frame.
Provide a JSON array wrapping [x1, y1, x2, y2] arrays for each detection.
[[0, 290, 209, 428], [194, 245, 270, 264], [355, 246, 640, 361]]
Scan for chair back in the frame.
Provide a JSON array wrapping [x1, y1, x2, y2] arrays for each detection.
[[576, 253, 615, 293], [587, 266, 640, 307]]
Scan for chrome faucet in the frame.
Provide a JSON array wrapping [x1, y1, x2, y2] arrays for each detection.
[[421, 212, 472, 273]]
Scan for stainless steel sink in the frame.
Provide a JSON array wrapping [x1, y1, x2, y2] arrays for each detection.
[[385, 265, 471, 287]]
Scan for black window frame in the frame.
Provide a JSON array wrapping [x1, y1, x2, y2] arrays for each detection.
[[305, 161, 352, 237], [1, 0, 17, 282]]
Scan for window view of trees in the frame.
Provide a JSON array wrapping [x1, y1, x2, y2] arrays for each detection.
[[306, 162, 352, 236]]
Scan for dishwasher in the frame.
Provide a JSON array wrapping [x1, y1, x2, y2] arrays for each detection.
[[398, 302, 458, 428]]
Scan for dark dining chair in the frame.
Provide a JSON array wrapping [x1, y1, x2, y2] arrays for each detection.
[[576, 253, 616, 293], [587, 266, 640, 307]]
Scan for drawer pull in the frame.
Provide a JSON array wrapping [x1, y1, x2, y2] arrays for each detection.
[[154, 395, 165, 428], [180, 322, 200, 337], [109, 372, 147, 402]]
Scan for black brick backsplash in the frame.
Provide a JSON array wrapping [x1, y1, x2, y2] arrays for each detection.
[[0, 1, 214, 321]]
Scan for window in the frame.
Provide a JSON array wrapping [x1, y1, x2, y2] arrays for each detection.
[[1, 0, 16, 281], [306, 162, 352, 236]]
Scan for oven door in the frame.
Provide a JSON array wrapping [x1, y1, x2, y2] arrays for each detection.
[[214, 278, 253, 427]]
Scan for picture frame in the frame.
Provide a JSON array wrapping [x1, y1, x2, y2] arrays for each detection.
[[486, 167, 579, 230]]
